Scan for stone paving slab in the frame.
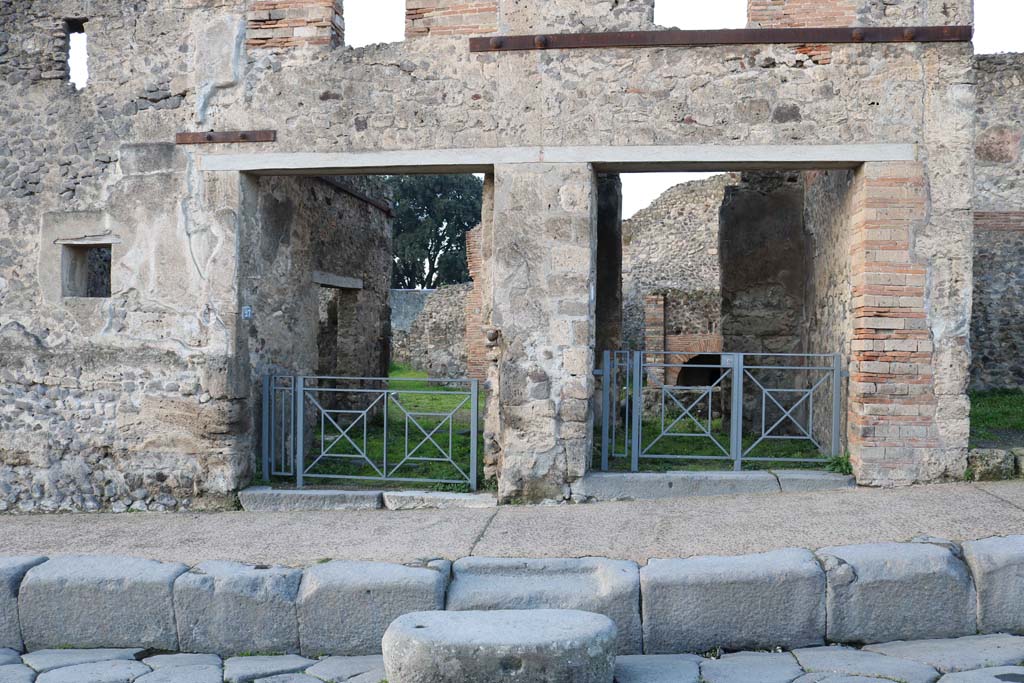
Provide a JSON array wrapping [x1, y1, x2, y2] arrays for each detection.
[[4, 482, 1024, 565], [135, 664, 223, 683], [0, 650, 19, 667], [793, 646, 941, 683], [34, 659, 151, 683], [22, 649, 143, 673], [963, 535, 1024, 635], [701, 652, 804, 683], [304, 655, 384, 682], [223, 656, 316, 683], [939, 666, 1024, 682], [864, 634, 1024, 673], [0, 664, 36, 683], [143, 654, 222, 670], [613, 654, 702, 683]]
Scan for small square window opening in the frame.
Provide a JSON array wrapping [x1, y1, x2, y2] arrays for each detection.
[[62, 244, 111, 298]]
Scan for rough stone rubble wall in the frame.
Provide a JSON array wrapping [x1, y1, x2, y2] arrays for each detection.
[[0, 0, 976, 503], [621, 174, 734, 351], [971, 53, 1024, 391], [390, 283, 471, 378]]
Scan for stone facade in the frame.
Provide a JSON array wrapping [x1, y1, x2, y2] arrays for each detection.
[[971, 54, 1024, 391], [0, 0, 980, 504], [390, 283, 471, 378]]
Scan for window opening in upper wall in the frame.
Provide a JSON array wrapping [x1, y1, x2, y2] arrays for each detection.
[[65, 18, 88, 89], [344, 0, 405, 47], [655, 0, 746, 30]]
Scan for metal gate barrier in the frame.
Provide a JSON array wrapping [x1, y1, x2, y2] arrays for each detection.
[[597, 351, 844, 472], [261, 374, 479, 490]]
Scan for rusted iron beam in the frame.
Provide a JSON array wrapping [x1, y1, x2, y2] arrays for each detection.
[[175, 130, 277, 145], [469, 25, 973, 52]]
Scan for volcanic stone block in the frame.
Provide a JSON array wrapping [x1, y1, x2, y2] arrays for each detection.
[[174, 560, 302, 656], [772, 470, 856, 492], [447, 557, 642, 654], [701, 652, 804, 683], [297, 561, 447, 656], [238, 487, 382, 511], [136, 665, 223, 683], [817, 542, 976, 644], [641, 548, 825, 653], [34, 660, 153, 683], [939, 667, 1024, 682], [18, 556, 187, 651], [614, 655, 702, 683], [963, 535, 1024, 634], [573, 471, 780, 501], [22, 649, 144, 673], [0, 664, 35, 683], [864, 634, 1024, 674], [382, 610, 617, 683], [0, 556, 46, 651], [968, 449, 1015, 481]]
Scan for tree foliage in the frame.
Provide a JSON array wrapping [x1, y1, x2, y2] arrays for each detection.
[[388, 174, 483, 289]]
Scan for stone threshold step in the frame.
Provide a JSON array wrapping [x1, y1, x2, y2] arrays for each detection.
[[238, 487, 498, 512], [572, 470, 855, 502]]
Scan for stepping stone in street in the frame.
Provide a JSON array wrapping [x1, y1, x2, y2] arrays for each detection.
[[224, 655, 316, 683], [614, 654, 702, 683], [35, 659, 152, 683], [793, 646, 940, 683], [382, 609, 617, 683], [135, 665, 223, 683], [938, 667, 1024, 682], [305, 655, 385, 682], [23, 649, 144, 673], [865, 634, 1024, 673], [0, 664, 37, 683], [702, 652, 804, 683]]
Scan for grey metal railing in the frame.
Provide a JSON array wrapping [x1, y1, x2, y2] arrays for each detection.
[[598, 350, 844, 472], [262, 374, 479, 490]]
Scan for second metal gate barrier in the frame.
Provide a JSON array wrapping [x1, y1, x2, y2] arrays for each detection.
[[597, 350, 845, 472]]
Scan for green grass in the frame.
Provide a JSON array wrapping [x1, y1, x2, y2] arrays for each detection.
[[272, 363, 487, 493], [970, 389, 1024, 448]]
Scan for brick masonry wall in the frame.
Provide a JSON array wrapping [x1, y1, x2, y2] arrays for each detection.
[[247, 0, 344, 50], [847, 162, 953, 484], [464, 227, 488, 381], [406, 0, 498, 38]]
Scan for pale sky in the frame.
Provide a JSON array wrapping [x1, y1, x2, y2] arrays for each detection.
[[69, 1, 1024, 216]]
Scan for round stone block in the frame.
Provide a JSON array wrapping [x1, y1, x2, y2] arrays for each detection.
[[382, 609, 617, 683]]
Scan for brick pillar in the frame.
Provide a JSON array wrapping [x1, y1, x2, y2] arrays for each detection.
[[464, 226, 487, 381], [848, 162, 961, 484], [489, 163, 596, 502], [746, 0, 857, 64], [247, 0, 344, 50], [644, 294, 665, 385], [405, 0, 498, 38]]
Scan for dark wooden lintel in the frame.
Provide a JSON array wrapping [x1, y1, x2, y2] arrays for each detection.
[[469, 25, 973, 52], [175, 130, 277, 145]]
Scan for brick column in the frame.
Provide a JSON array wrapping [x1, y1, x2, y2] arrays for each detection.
[[848, 162, 952, 484], [643, 294, 666, 384], [405, 0, 498, 38], [247, 0, 343, 50], [488, 163, 596, 502]]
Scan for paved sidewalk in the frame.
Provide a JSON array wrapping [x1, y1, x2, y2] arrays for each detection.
[[2, 481, 1024, 566]]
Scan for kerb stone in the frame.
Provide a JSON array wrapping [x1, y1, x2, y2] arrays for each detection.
[[18, 556, 186, 651], [173, 560, 302, 656], [238, 487, 382, 512], [382, 491, 497, 510], [447, 556, 642, 654], [0, 556, 45, 651], [962, 535, 1024, 634], [382, 609, 617, 683], [297, 561, 447, 656], [817, 542, 976, 644], [772, 470, 856, 492], [572, 471, 780, 501], [641, 548, 825, 654]]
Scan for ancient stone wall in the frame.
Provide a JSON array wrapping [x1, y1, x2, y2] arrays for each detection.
[[971, 54, 1024, 391], [622, 174, 735, 351], [719, 172, 807, 356], [390, 284, 471, 378], [0, 0, 977, 502]]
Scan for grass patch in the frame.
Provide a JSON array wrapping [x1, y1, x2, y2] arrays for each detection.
[[970, 389, 1024, 448], [280, 363, 487, 493]]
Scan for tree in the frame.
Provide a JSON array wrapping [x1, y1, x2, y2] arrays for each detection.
[[388, 174, 483, 289]]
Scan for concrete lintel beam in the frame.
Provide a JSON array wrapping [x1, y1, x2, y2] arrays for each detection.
[[312, 271, 363, 290], [199, 144, 918, 175]]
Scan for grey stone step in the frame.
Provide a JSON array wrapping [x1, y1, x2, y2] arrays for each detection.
[[382, 609, 617, 683], [774, 470, 856, 492], [0, 557, 47, 651], [382, 490, 497, 510], [238, 487, 382, 512], [573, 471, 782, 501]]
